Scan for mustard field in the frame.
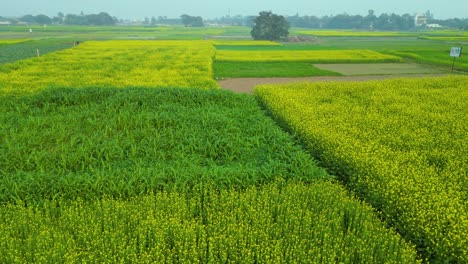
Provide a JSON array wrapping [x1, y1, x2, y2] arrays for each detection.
[[0, 40, 218, 95], [0, 36, 465, 263], [255, 76, 468, 263], [215, 49, 402, 63]]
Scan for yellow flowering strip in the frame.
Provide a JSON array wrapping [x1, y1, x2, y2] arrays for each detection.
[[419, 36, 468, 41], [216, 49, 402, 63], [0, 181, 420, 263], [211, 40, 281, 46], [0, 39, 30, 44], [295, 30, 413, 37], [254, 76, 468, 263], [0, 40, 218, 95]]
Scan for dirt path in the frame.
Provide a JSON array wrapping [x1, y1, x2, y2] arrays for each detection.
[[218, 73, 448, 94]]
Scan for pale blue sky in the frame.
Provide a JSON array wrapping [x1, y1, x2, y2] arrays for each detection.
[[1, 0, 467, 19]]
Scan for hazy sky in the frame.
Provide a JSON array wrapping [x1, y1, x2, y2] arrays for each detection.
[[2, 0, 467, 19]]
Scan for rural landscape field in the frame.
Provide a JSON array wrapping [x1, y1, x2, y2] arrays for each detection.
[[0, 11, 467, 263]]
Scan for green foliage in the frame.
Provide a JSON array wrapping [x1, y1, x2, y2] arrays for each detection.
[[0, 39, 72, 65], [214, 61, 341, 78], [0, 180, 421, 263], [384, 49, 468, 71], [0, 87, 328, 203], [255, 76, 468, 263], [64, 12, 116, 26], [251, 11, 289, 41], [180, 14, 204, 27]]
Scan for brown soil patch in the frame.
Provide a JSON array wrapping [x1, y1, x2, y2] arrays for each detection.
[[314, 63, 445, 75], [218, 74, 448, 94]]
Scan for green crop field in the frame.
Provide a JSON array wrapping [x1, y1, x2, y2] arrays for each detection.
[[0, 36, 426, 262], [0, 87, 329, 202], [0, 39, 73, 65], [1, 26, 466, 262], [214, 61, 341, 78], [384, 49, 468, 71]]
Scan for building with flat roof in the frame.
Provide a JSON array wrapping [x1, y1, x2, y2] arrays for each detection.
[[415, 14, 427, 27]]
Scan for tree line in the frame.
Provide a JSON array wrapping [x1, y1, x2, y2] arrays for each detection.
[[3, 12, 117, 26], [217, 11, 468, 30], [1, 11, 467, 30]]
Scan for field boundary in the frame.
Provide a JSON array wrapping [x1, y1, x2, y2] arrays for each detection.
[[218, 73, 448, 94]]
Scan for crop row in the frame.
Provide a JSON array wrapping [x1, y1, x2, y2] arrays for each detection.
[[0, 40, 218, 95], [0, 87, 329, 203], [418, 36, 468, 42], [0, 39, 72, 65], [0, 180, 420, 263], [0, 39, 30, 44], [211, 40, 281, 46], [384, 49, 468, 70], [294, 30, 413, 37], [254, 76, 468, 263], [215, 49, 402, 63]]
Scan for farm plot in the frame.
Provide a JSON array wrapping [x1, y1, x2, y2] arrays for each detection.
[[0, 87, 421, 263], [314, 63, 444, 75], [293, 29, 413, 37], [0, 87, 327, 202], [0, 180, 421, 263], [215, 49, 402, 63], [0, 39, 72, 65], [214, 48, 400, 78], [255, 76, 468, 263], [384, 49, 468, 71], [0, 40, 218, 95]]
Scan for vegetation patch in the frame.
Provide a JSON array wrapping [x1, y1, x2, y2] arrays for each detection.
[[0, 40, 218, 95], [255, 76, 468, 263], [211, 40, 281, 46], [0, 87, 329, 203], [314, 63, 444, 75], [215, 49, 402, 63], [384, 49, 468, 71], [0, 180, 420, 263], [294, 29, 413, 37], [0, 39, 72, 65], [214, 61, 341, 78]]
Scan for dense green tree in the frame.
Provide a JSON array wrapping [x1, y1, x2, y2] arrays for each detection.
[[87, 12, 115, 25], [180, 14, 204, 27], [251, 11, 289, 41], [151, 16, 157, 25], [20, 15, 36, 23], [64, 14, 86, 25], [64, 12, 115, 25], [34, 14, 52, 25], [288, 14, 321, 28], [327, 14, 364, 29]]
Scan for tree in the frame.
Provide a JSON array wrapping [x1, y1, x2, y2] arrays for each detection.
[[52, 12, 64, 24], [20, 14, 36, 23], [180, 14, 204, 27], [35, 14, 52, 25], [87, 12, 115, 25], [365, 9, 377, 29], [251, 11, 289, 41]]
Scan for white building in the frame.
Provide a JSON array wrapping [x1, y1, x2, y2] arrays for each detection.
[[415, 14, 427, 26]]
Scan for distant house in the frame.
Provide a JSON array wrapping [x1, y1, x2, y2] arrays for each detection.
[[415, 14, 427, 27], [0, 21, 11, 25]]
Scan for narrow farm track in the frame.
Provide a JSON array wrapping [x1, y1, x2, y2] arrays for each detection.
[[219, 73, 448, 94]]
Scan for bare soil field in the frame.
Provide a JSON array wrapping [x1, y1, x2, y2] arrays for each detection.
[[314, 63, 445, 75], [218, 73, 448, 94]]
